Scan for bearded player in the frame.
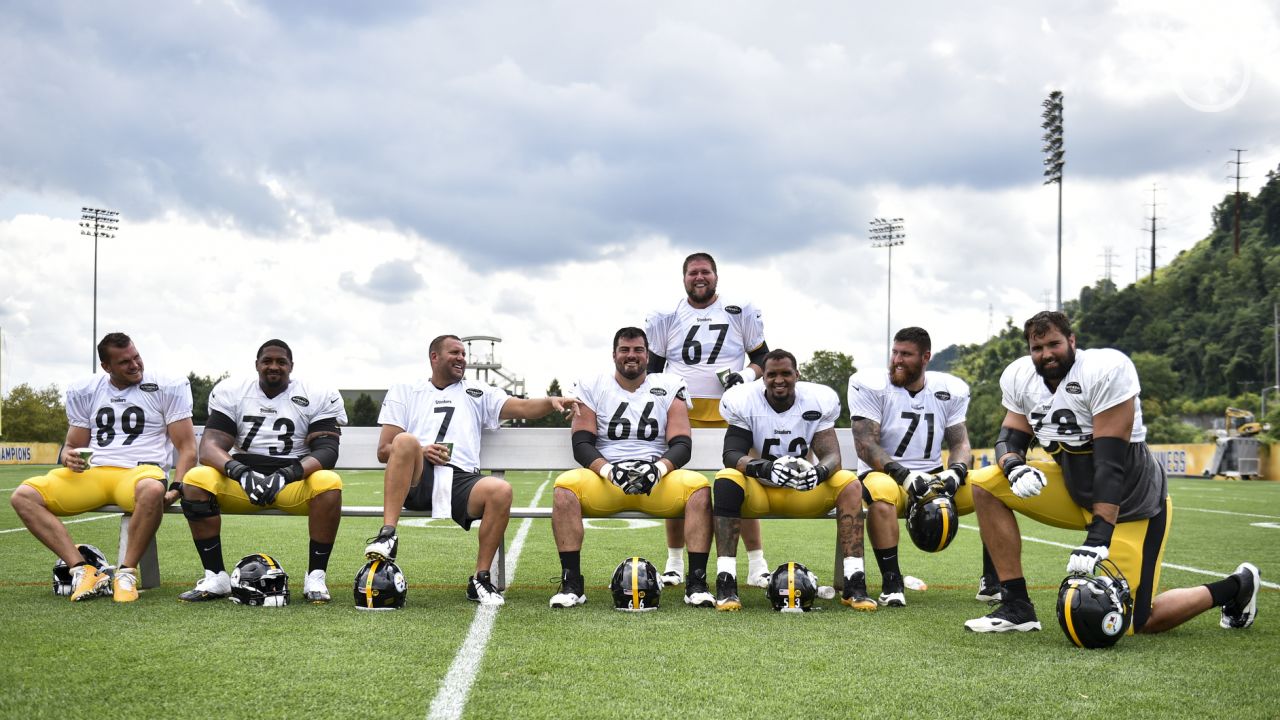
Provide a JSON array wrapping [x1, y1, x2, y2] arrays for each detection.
[[646, 252, 772, 588], [178, 339, 346, 603], [549, 327, 714, 608], [849, 326, 998, 606], [712, 349, 875, 611]]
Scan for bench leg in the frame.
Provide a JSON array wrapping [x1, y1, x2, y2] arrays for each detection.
[[118, 513, 161, 589], [492, 542, 507, 591], [833, 548, 844, 592]]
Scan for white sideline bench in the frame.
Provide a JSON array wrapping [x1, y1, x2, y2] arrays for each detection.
[[101, 427, 864, 591]]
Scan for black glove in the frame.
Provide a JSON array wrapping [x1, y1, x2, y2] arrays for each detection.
[[743, 458, 775, 482], [248, 471, 287, 506], [224, 459, 263, 495], [723, 372, 746, 389], [935, 462, 968, 496], [607, 462, 634, 489], [882, 461, 911, 485], [276, 460, 305, 483], [624, 461, 662, 496]]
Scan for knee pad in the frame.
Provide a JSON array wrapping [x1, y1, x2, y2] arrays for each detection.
[[180, 496, 220, 520], [712, 477, 745, 518]]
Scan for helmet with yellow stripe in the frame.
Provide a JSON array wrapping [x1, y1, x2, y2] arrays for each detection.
[[231, 553, 290, 607], [906, 482, 958, 553], [354, 558, 407, 611], [1056, 559, 1133, 648], [610, 557, 661, 611], [766, 561, 819, 612]]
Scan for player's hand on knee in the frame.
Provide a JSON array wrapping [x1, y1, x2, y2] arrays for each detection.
[[905, 471, 934, 499], [1007, 464, 1047, 498], [248, 471, 287, 506], [625, 460, 663, 495], [935, 462, 967, 496]]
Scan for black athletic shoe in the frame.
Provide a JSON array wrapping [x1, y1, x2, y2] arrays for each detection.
[[964, 597, 1041, 632], [466, 571, 505, 606], [549, 572, 586, 608], [1221, 562, 1260, 629], [364, 526, 399, 562], [715, 572, 741, 611], [685, 568, 714, 607], [841, 571, 877, 611], [878, 572, 906, 607]]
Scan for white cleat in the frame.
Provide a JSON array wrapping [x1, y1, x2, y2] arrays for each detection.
[[660, 569, 684, 587], [1221, 562, 1260, 630], [964, 599, 1041, 633], [550, 574, 587, 608], [303, 569, 331, 604], [178, 570, 232, 602]]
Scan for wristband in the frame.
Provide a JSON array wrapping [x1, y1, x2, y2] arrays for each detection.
[[737, 367, 758, 384], [598, 463, 614, 480]]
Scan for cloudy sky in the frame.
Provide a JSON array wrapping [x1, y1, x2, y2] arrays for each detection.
[[2, 0, 1277, 401]]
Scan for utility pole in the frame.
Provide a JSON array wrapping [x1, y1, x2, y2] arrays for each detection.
[[1098, 246, 1116, 284], [80, 207, 119, 373], [1042, 91, 1065, 309], [869, 217, 906, 362], [1228, 149, 1247, 256], [1144, 185, 1163, 283]]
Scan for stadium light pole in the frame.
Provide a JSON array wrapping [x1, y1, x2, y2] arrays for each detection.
[[870, 217, 906, 361], [1042, 90, 1064, 310], [80, 207, 119, 373]]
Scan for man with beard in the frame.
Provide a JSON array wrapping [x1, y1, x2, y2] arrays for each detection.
[[849, 326, 998, 607], [364, 334, 578, 606], [712, 349, 872, 611], [965, 311, 1260, 635], [178, 339, 347, 603], [646, 252, 773, 588], [548, 327, 714, 608]]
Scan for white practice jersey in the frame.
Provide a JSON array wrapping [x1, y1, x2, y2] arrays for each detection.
[[208, 377, 347, 460], [571, 372, 689, 464], [378, 379, 509, 473], [645, 295, 766, 400], [720, 381, 840, 460], [65, 371, 193, 471], [847, 370, 970, 473], [1000, 348, 1146, 447]]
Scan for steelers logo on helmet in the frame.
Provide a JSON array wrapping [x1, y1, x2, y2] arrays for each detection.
[[906, 485, 958, 553], [766, 561, 820, 612], [230, 553, 290, 607], [354, 558, 408, 611], [1056, 559, 1133, 648], [52, 544, 112, 597], [609, 557, 661, 612]]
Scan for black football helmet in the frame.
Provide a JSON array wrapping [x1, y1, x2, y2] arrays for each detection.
[[52, 544, 112, 596], [610, 557, 661, 611], [1056, 559, 1133, 648], [766, 561, 819, 612], [906, 483, 958, 553], [230, 553, 290, 607], [354, 559, 408, 611]]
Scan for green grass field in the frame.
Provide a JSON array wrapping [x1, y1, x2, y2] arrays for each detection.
[[0, 465, 1276, 719]]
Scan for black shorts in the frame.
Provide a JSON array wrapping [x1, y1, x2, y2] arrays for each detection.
[[404, 464, 484, 531]]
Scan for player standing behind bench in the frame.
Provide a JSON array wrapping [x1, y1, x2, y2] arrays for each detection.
[[646, 251, 772, 588], [11, 332, 196, 602], [550, 327, 714, 608], [178, 339, 346, 603], [712, 349, 875, 611], [849, 326, 999, 606], [363, 334, 578, 606]]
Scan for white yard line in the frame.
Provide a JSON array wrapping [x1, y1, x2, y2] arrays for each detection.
[[959, 523, 1279, 590], [0, 513, 121, 535], [427, 474, 552, 720], [1176, 507, 1280, 520]]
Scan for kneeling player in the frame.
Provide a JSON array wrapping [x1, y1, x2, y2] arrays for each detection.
[[10, 333, 195, 602], [178, 340, 345, 604], [551, 327, 712, 608], [712, 349, 874, 611]]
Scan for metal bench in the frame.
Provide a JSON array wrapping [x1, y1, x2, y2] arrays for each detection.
[[102, 427, 863, 590]]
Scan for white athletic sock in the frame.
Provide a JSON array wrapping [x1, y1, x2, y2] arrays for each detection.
[[665, 547, 685, 572], [843, 556, 865, 579], [717, 556, 737, 577], [746, 549, 766, 570]]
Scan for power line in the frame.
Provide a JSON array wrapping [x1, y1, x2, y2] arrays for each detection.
[[1142, 185, 1165, 284], [1228, 148, 1248, 256]]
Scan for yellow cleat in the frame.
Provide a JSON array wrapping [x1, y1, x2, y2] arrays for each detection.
[[716, 599, 742, 612], [70, 565, 110, 602], [841, 596, 878, 612], [113, 567, 139, 603]]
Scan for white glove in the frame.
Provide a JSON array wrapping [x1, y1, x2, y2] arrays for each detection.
[[770, 456, 802, 487], [904, 471, 934, 499], [1007, 464, 1048, 498], [1066, 544, 1109, 575]]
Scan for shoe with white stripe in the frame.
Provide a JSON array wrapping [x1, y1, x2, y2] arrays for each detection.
[[467, 571, 505, 606], [303, 569, 331, 604], [1221, 562, 1260, 630], [550, 572, 586, 608], [965, 598, 1041, 632]]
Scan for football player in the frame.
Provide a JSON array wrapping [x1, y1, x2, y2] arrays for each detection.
[[177, 339, 347, 603], [712, 349, 875, 611], [966, 311, 1260, 634], [849, 326, 998, 606], [11, 333, 196, 602], [363, 334, 578, 606], [645, 252, 772, 587], [550, 327, 713, 608]]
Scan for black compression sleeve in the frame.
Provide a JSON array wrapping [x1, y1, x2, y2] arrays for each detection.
[[572, 430, 605, 469], [206, 410, 238, 437], [661, 435, 692, 469], [647, 351, 667, 374], [721, 425, 754, 468], [747, 342, 770, 368], [308, 418, 340, 434], [308, 434, 340, 470], [995, 426, 1033, 472], [1091, 436, 1128, 507]]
